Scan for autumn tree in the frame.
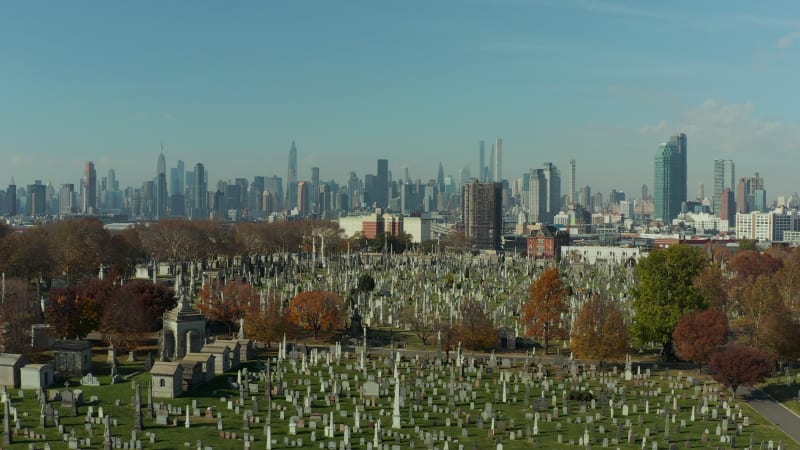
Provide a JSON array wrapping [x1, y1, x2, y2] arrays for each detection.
[[692, 265, 728, 310], [522, 267, 568, 353], [757, 303, 800, 362], [245, 296, 291, 347], [288, 291, 346, 338], [457, 299, 498, 351], [0, 278, 40, 353], [198, 280, 258, 336], [571, 296, 629, 364], [631, 244, 707, 360], [119, 280, 177, 328], [434, 318, 459, 358], [0, 227, 54, 281], [727, 250, 783, 310], [401, 305, 434, 346], [100, 288, 149, 350], [46, 219, 114, 282], [672, 308, 728, 370], [45, 279, 110, 340], [708, 344, 771, 398]]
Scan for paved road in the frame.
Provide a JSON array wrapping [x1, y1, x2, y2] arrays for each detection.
[[740, 386, 800, 445]]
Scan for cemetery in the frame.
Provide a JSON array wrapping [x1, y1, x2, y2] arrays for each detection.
[[0, 222, 798, 449], [0, 343, 794, 449]]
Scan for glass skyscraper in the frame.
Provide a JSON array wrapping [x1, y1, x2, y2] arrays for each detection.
[[654, 133, 687, 223]]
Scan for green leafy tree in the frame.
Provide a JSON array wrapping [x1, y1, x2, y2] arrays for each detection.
[[631, 244, 707, 360], [357, 273, 376, 293]]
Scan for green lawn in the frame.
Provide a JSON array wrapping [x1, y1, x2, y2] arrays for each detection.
[[4, 347, 797, 449]]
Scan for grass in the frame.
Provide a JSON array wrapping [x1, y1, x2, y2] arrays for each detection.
[[761, 373, 800, 417], [3, 346, 798, 449]]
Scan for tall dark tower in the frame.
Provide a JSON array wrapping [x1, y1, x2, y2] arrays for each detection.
[[192, 162, 207, 218], [287, 141, 298, 209], [654, 133, 687, 223], [4, 179, 16, 216], [82, 162, 97, 214], [462, 179, 503, 251], [156, 144, 168, 219], [376, 159, 389, 209], [479, 141, 486, 182], [436, 162, 445, 194]]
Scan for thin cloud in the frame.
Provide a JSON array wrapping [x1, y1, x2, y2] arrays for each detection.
[[777, 30, 800, 49]]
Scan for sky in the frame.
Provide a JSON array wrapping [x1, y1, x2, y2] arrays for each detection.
[[2, 1, 800, 200]]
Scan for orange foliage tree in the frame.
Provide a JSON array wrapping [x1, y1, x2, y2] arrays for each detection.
[[672, 308, 728, 370], [571, 296, 629, 364], [198, 280, 259, 336], [522, 267, 568, 353], [288, 291, 346, 338], [245, 296, 292, 346]]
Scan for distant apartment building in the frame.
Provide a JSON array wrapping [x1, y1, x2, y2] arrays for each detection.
[[736, 209, 798, 242], [462, 179, 503, 251]]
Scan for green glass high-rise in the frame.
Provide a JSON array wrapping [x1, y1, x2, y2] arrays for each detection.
[[654, 133, 687, 223]]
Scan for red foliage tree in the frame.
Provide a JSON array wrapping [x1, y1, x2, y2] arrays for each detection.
[[119, 280, 177, 329], [708, 344, 771, 397], [673, 308, 728, 370], [288, 291, 346, 338], [46, 282, 107, 340], [522, 267, 568, 353]]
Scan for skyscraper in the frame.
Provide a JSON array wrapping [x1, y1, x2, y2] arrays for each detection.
[[568, 159, 576, 205], [287, 141, 298, 209], [311, 167, 320, 212], [493, 137, 503, 182], [4, 179, 16, 216], [27, 181, 47, 216], [82, 162, 97, 214], [528, 162, 561, 224], [462, 179, 503, 251], [436, 162, 445, 194], [478, 141, 485, 182], [375, 159, 389, 209], [59, 183, 76, 216], [156, 149, 168, 219], [712, 159, 735, 215], [297, 181, 310, 216], [653, 133, 687, 223], [192, 162, 207, 218]]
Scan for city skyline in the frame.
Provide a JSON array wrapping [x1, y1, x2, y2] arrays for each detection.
[[3, 2, 800, 197]]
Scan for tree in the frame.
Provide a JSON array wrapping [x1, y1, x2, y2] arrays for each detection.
[[737, 274, 781, 348], [357, 273, 376, 293], [457, 299, 497, 351], [522, 267, 568, 353], [0, 227, 54, 281], [757, 303, 800, 362], [727, 250, 783, 309], [45, 279, 110, 340], [672, 308, 728, 370], [692, 266, 728, 310], [245, 296, 291, 347], [119, 280, 177, 328], [46, 219, 114, 282], [708, 344, 771, 398], [571, 296, 629, 364], [198, 280, 258, 336], [401, 305, 434, 346], [0, 278, 39, 353], [100, 288, 149, 350], [631, 244, 707, 359], [288, 291, 346, 338]]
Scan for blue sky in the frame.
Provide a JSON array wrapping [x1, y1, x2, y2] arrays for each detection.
[[2, 1, 800, 199]]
